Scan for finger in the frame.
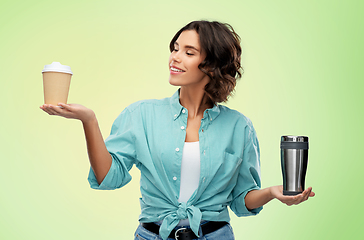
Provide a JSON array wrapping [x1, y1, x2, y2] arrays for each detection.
[[51, 104, 78, 119], [286, 196, 300, 206], [49, 104, 72, 116], [305, 188, 312, 200], [51, 104, 71, 114], [41, 107, 54, 115], [40, 105, 48, 111], [297, 195, 307, 204], [304, 187, 315, 201], [41, 104, 55, 114], [58, 103, 73, 111], [291, 195, 304, 205], [304, 187, 312, 195], [303, 192, 310, 202], [300, 189, 310, 201], [296, 189, 312, 204], [42, 104, 65, 116], [49, 104, 63, 113], [47, 106, 60, 115], [306, 187, 315, 197]]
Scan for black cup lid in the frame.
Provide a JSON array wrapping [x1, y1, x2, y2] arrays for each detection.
[[281, 136, 308, 143], [281, 136, 309, 149]]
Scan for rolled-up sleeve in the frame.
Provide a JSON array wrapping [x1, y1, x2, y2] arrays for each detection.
[[230, 123, 262, 216], [88, 108, 136, 190]]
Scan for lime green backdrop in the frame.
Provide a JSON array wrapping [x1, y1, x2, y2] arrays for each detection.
[[1, 0, 363, 239]]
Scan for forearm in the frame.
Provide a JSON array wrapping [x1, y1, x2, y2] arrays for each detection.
[[82, 116, 112, 185], [244, 187, 274, 210]]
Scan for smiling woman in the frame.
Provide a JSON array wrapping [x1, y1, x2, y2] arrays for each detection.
[[169, 30, 210, 92], [40, 20, 314, 240], [169, 21, 242, 104]]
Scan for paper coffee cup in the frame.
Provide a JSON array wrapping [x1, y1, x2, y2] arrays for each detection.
[[42, 62, 73, 105]]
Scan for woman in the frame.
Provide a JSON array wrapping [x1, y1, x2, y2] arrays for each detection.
[[40, 20, 314, 240]]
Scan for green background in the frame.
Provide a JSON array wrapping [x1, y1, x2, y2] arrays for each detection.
[[1, 0, 363, 239]]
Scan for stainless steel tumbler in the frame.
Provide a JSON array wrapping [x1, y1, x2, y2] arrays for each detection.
[[280, 136, 309, 196]]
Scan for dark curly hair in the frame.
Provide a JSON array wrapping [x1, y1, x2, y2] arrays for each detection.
[[169, 20, 243, 103]]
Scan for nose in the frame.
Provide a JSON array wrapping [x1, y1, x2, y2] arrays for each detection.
[[170, 50, 181, 63]]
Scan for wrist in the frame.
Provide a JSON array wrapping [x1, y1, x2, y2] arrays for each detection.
[[268, 186, 275, 200], [81, 111, 97, 126]]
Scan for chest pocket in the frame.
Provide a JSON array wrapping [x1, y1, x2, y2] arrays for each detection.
[[221, 152, 243, 177], [209, 152, 243, 191]]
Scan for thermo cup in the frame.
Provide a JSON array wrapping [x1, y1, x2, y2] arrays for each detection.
[[280, 136, 309, 196]]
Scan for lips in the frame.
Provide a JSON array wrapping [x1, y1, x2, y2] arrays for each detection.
[[170, 65, 185, 72]]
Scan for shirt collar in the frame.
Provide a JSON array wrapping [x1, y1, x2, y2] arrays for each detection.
[[205, 103, 220, 122], [170, 89, 221, 121], [170, 89, 184, 121]]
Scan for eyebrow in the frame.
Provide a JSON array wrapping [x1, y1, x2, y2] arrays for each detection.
[[174, 42, 200, 52]]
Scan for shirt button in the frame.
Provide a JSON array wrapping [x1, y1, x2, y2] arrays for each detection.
[[203, 150, 206, 155], [203, 177, 206, 183], [201, 129, 204, 132], [181, 126, 185, 130], [175, 148, 180, 152], [173, 176, 177, 181], [210, 118, 212, 121], [182, 109, 186, 113], [174, 114, 177, 118]]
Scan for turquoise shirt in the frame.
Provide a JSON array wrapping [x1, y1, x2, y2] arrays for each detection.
[[88, 90, 262, 240]]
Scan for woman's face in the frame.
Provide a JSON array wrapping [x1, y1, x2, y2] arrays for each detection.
[[169, 30, 210, 88]]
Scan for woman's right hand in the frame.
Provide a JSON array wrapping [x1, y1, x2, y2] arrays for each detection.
[[270, 185, 315, 206], [40, 103, 96, 124]]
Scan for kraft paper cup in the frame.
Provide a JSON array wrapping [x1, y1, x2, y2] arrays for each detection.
[[42, 62, 73, 105]]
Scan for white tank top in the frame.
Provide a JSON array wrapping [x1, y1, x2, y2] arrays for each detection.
[[177, 141, 200, 226], [178, 141, 201, 203], [156, 141, 201, 226]]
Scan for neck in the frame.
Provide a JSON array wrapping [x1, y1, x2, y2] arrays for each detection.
[[179, 86, 213, 118]]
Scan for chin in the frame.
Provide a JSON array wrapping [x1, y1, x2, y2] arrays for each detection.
[[169, 78, 180, 87]]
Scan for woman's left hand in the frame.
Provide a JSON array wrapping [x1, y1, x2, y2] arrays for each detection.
[[270, 185, 315, 206]]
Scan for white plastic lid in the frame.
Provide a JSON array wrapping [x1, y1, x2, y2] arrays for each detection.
[[42, 62, 73, 75]]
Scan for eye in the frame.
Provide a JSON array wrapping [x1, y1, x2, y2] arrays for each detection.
[[173, 48, 178, 52], [186, 52, 194, 56]]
